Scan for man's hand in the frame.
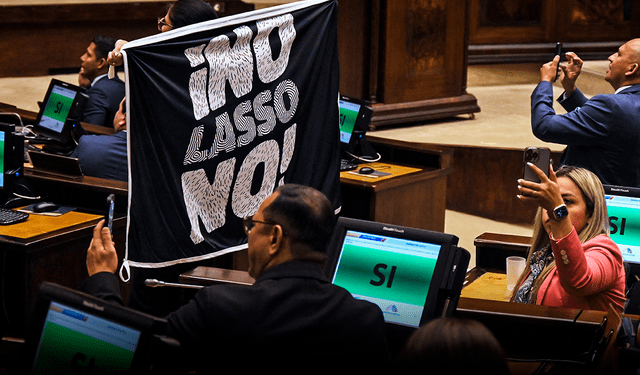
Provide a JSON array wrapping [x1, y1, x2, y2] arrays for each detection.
[[559, 52, 583, 97], [86, 219, 119, 276], [540, 55, 561, 83]]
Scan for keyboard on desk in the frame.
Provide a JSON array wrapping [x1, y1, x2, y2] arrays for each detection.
[[340, 159, 358, 171], [0, 207, 29, 225]]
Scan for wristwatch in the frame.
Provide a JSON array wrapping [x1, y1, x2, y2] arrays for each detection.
[[552, 204, 569, 221]]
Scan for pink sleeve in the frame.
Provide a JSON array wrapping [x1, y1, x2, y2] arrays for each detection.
[[550, 228, 623, 296]]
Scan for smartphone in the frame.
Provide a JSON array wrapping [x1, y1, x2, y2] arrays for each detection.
[[105, 194, 115, 234], [554, 42, 563, 81], [523, 147, 551, 183]]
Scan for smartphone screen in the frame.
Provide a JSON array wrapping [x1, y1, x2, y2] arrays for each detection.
[[523, 147, 551, 183], [105, 194, 115, 234]]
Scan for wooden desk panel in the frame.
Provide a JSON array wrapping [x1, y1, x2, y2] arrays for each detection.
[[340, 162, 449, 232], [0, 213, 127, 337], [456, 297, 606, 362], [338, 139, 453, 233]]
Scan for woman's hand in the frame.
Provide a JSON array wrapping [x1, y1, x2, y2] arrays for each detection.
[[518, 163, 574, 239], [107, 39, 128, 67], [517, 162, 563, 212]]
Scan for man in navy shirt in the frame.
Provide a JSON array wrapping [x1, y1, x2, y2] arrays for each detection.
[[72, 98, 127, 181], [79, 36, 125, 128]]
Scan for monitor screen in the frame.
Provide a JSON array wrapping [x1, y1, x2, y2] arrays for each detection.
[[603, 185, 640, 265], [34, 79, 87, 144], [324, 217, 463, 329], [338, 95, 371, 154], [24, 282, 165, 375], [30, 301, 141, 374], [0, 122, 23, 201]]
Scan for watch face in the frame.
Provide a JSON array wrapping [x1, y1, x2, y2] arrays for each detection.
[[554, 205, 569, 220]]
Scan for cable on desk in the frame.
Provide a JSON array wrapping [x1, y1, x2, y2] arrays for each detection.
[[343, 150, 382, 163], [0, 112, 23, 128]]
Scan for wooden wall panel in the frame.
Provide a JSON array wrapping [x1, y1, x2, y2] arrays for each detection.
[[468, 0, 640, 64], [0, 1, 253, 77], [444, 145, 563, 225]]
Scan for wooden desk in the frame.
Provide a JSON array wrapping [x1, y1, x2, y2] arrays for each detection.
[[456, 297, 609, 371], [0, 210, 127, 337], [461, 270, 510, 302], [339, 137, 453, 233], [340, 161, 449, 232]]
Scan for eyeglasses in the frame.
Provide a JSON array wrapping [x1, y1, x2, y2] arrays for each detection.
[[243, 215, 286, 235], [157, 17, 173, 31]]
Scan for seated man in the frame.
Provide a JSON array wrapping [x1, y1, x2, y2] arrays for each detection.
[[79, 36, 125, 128], [79, 184, 391, 372], [71, 98, 127, 181]]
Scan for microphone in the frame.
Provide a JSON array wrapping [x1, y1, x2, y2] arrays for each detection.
[[144, 279, 204, 290]]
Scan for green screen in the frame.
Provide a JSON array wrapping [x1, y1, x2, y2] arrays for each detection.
[[333, 243, 436, 306], [608, 205, 640, 246], [43, 92, 74, 123], [32, 322, 136, 374]]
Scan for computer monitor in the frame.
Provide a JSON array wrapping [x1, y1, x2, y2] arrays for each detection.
[[603, 184, 640, 284], [0, 122, 24, 204], [33, 79, 88, 145], [324, 217, 469, 329], [338, 95, 372, 154], [23, 282, 168, 375]]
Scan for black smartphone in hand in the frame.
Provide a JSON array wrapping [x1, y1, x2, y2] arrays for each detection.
[[523, 147, 551, 183], [554, 42, 563, 81], [105, 194, 115, 234]]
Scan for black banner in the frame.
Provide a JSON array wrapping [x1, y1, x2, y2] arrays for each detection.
[[122, 0, 340, 270]]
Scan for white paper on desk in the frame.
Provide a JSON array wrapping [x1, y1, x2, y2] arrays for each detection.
[[347, 170, 392, 178]]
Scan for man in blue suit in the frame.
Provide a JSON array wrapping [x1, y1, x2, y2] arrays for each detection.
[[79, 36, 125, 128], [72, 98, 128, 181], [531, 39, 640, 187]]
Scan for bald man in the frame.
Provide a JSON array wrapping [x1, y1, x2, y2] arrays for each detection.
[[531, 39, 640, 187]]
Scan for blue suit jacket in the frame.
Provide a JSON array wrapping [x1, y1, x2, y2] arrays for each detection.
[[531, 82, 640, 187], [71, 131, 128, 182], [81, 76, 125, 128]]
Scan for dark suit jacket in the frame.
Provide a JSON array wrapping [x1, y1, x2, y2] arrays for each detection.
[[81, 75, 125, 128], [79, 261, 390, 373], [531, 82, 640, 187], [71, 131, 128, 181]]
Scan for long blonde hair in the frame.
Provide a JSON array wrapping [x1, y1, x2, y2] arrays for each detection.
[[510, 166, 610, 302]]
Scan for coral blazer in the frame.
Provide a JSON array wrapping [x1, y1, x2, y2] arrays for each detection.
[[535, 229, 626, 313]]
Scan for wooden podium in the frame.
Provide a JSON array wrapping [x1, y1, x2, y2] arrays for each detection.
[[337, 0, 480, 130]]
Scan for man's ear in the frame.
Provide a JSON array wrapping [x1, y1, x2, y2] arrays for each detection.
[[267, 225, 285, 256], [96, 57, 108, 70], [626, 63, 639, 76]]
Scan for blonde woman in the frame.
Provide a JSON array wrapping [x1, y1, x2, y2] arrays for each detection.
[[511, 164, 625, 313]]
